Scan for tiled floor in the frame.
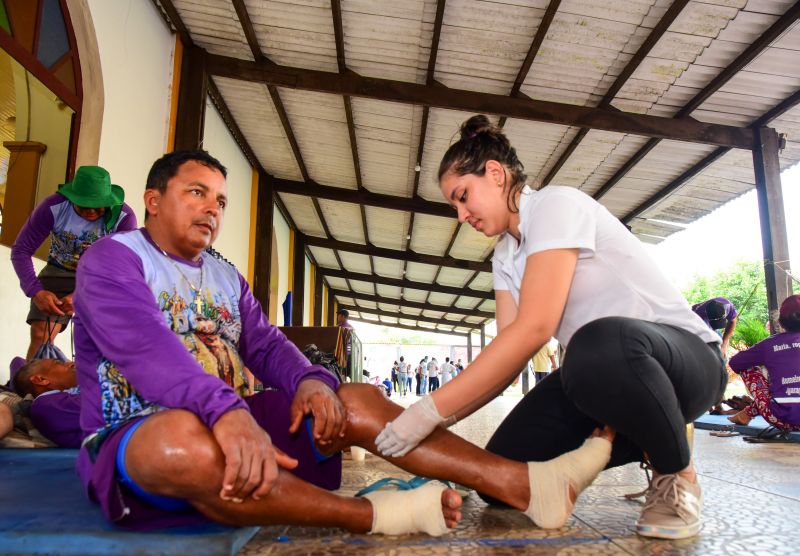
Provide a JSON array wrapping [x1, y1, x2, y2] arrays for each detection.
[[240, 394, 800, 555]]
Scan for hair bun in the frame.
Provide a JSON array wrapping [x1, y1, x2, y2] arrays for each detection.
[[459, 114, 496, 141]]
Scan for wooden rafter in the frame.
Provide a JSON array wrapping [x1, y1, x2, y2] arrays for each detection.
[[623, 83, 800, 224], [424, 222, 462, 306], [231, 0, 264, 62], [316, 267, 493, 300], [273, 178, 453, 217], [542, 0, 690, 187], [301, 234, 492, 272], [349, 317, 469, 338], [498, 0, 561, 128], [404, 0, 448, 295], [330, 0, 375, 286], [593, 2, 800, 201], [330, 289, 493, 319], [205, 53, 755, 149], [337, 303, 484, 330]]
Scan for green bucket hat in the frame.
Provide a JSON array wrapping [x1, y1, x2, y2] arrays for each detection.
[[58, 166, 125, 231]]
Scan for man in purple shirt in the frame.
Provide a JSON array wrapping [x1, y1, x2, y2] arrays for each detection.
[[72, 151, 474, 534], [11, 358, 82, 448], [728, 295, 800, 431], [692, 297, 738, 356], [11, 166, 137, 359]]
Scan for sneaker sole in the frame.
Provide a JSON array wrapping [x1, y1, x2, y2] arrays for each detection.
[[636, 522, 701, 540]]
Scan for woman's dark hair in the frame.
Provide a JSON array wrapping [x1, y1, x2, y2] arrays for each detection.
[[437, 115, 527, 212], [779, 310, 800, 332]]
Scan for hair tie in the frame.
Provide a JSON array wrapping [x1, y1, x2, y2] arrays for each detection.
[[468, 132, 478, 139]]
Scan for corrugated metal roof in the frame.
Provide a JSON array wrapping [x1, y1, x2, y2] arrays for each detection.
[[160, 0, 800, 336]]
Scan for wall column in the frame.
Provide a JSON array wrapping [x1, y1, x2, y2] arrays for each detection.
[[467, 332, 473, 363], [173, 45, 207, 150], [313, 272, 323, 325], [252, 170, 274, 312], [291, 235, 306, 326], [327, 292, 336, 326]]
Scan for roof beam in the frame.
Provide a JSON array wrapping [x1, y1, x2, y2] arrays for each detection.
[[623, 83, 800, 224], [424, 222, 462, 306], [205, 54, 754, 149], [337, 303, 484, 330], [542, 0, 690, 186], [301, 234, 492, 272], [405, 0, 448, 288], [231, 0, 264, 62], [594, 2, 800, 201], [349, 317, 469, 338], [499, 0, 561, 128], [316, 267, 494, 300], [330, 289, 493, 319], [330, 0, 375, 284], [622, 146, 730, 224]]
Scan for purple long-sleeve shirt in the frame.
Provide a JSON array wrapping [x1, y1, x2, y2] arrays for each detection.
[[691, 297, 738, 329], [73, 229, 338, 485], [11, 193, 137, 297], [30, 388, 82, 448], [729, 331, 800, 423]]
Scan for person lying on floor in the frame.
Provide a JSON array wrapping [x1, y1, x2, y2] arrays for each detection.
[[375, 115, 726, 540], [728, 295, 800, 431], [73, 149, 611, 534], [11, 358, 82, 448]]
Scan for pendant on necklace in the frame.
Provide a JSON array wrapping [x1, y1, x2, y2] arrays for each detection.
[[193, 295, 204, 314]]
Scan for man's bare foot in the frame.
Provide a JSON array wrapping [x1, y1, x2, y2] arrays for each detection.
[[728, 410, 751, 426]]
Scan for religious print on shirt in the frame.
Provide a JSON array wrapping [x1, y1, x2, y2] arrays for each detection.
[[96, 230, 248, 429], [49, 195, 128, 270]]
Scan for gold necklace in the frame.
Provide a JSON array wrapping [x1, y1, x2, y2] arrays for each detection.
[[151, 237, 205, 314]]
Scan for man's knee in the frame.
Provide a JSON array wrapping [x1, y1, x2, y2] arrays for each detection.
[[126, 410, 221, 491], [337, 383, 384, 414]]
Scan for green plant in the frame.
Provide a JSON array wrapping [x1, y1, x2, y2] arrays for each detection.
[[731, 318, 769, 350]]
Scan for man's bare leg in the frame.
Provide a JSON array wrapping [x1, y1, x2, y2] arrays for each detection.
[[126, 384, 609, 530], [327, 385, 613, 515], [125, 407, 462, 532], [27, 321, 63, 360]]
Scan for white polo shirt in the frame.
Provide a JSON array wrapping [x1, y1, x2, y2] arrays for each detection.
[[492, 186, 719, 347]]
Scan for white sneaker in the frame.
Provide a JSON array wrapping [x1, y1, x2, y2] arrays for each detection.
[[635, 474, 702, 539]]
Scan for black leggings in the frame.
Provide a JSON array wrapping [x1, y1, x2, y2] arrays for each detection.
[[485, 317, 726, 490]]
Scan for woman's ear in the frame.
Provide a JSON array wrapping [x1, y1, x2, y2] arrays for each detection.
[[485, 160, 505, 186]]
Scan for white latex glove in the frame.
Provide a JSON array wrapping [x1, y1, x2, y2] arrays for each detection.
[[375, 396, 454, 457]]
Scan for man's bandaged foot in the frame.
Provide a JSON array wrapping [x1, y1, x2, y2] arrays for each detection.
[[363, 482, 453, 536], [525, 436, 612, 528]]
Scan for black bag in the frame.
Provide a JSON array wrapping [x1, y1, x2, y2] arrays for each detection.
[[302, 344, 344, 383]]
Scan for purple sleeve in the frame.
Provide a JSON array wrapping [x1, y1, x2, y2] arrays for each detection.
[[75, 238, 248, 427], [10, 194, 61, 298], [729, 339, 768, 372], [114, 203, 138, 231], [237, 274, 339, 395], [30, 391, 83, 448]]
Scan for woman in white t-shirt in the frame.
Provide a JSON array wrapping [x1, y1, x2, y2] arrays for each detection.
[[376, 115, 726, 540]]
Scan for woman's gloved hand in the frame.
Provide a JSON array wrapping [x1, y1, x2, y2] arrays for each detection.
[[375, 396, 454, 457]]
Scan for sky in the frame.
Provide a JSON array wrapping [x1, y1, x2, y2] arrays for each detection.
[[351, 162, 800, 345]]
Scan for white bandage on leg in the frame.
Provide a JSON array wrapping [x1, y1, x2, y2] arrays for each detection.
[[525, 436, 612, 529], [364, 482, 450, 536]]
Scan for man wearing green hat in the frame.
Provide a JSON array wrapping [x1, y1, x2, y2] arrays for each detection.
[[11, 166, 137, 359]]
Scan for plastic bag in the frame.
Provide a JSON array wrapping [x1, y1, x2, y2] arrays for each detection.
[[32, 319, 69, 362]]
